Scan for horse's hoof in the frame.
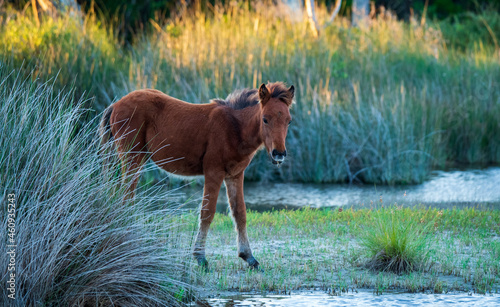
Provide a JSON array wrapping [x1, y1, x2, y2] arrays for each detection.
[[196, 257, 209, 271], [249, 264, 264, 272], [201, 265, 210, 273], [247, 256, 262, 271], [251, 265, 264, 272]]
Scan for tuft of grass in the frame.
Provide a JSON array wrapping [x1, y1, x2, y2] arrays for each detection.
[[0, 66, 195, 305], [360, 207, 433, 274]]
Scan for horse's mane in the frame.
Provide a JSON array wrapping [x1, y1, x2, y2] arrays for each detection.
[[266, 82, 294, 104], [213, 82, 292, 110], [213, 88, 259, 110]]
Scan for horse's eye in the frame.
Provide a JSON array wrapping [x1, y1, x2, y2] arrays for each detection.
[[263, 118, 269, 124]]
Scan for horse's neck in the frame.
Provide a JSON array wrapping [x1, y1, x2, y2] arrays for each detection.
[[235, 105, 263, 151]]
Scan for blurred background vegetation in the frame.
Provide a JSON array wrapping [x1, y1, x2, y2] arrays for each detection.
[[5, 1, 499, 42], [1, 0, 499, 185], [2, 2, 497, 304]]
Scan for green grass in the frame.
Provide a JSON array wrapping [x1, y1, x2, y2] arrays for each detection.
[[1, 4, 499, 185], [360, 207, 432, 274], [177, 206, 500, 295], [0, 67, 196, 305]]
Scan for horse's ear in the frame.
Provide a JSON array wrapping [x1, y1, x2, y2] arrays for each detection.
[[259, 83, 270, 105], [288, 85, 295, 99]]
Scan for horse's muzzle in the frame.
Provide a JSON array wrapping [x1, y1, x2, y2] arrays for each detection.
[[271, 149, 286, 166]]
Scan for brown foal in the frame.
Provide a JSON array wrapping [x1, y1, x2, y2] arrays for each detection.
[[100, 82, 294, 269]]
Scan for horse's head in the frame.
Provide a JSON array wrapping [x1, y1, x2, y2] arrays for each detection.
[[259, 82, 294, 166]]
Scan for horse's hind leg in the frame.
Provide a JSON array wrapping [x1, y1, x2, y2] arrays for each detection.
[[115, 130, 149, 201], [225, 173, 260, 269], [120, 151, 148, 201], [193, 170, 224, 269]]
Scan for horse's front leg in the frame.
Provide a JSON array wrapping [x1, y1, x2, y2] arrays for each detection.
[[225, 173, 260, 269], [193, 170, 224, 268]]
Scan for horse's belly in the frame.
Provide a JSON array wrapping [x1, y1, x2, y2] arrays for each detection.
[[151, 153, 204, 176]]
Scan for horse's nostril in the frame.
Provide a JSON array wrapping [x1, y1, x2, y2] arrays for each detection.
[[271, 149, 286, 157], [272, 149, 286, 160]]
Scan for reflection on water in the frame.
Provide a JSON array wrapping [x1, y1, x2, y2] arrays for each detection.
[[201, 290, 500, 307], [175, 167, 500, 211]]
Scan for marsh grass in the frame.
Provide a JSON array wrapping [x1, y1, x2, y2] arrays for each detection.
[[0, 67, 196, 305], [0, 6, 124, 110], [129, 5, 500, 184], [360, 207, 433, 274], [1, 4, 499, 185], [179, 206, 500, 295]]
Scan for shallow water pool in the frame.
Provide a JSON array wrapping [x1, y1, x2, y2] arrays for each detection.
[[174, 167, 500, 211], [201, 290, 500, 306]]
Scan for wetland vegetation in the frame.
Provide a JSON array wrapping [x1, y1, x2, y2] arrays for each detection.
[[1, 1, 499, 305], [181, 206, 500, 296]]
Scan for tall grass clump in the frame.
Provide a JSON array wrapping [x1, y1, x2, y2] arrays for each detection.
[[0, 66, 194, 306], [360, 207, 433, 274]]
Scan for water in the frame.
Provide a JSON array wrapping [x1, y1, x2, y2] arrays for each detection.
[[176, 167, 500, 211], [200, 290, 500, 306]]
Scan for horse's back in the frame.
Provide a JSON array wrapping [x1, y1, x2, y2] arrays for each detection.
[[111, 89, 213, 126], [110, 89, 221, 176], [112, 89, 189, 114]]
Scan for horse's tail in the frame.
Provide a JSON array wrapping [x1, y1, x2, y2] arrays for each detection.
[[99, 105, 114, 146]]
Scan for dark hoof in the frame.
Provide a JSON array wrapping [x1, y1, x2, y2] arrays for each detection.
[[196, 256, 209, 271], [246, 256, 262, 271], [251, 265, 264, 272]]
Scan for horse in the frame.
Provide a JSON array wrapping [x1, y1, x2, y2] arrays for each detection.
[[99, 82, 294, 269]]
